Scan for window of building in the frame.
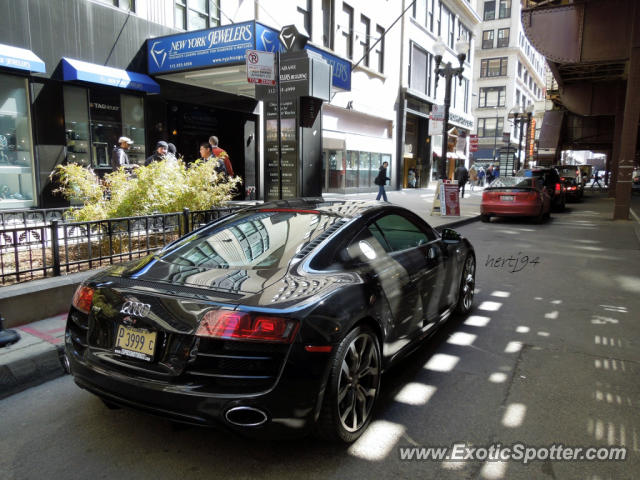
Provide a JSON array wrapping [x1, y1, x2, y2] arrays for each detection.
[[373, 25, 385, 73], [459, 23, 471, 58], [498, 0, 511, 18], [296, 0, 312, 38], [443, 6, 455, 48], [482, 30, 494, 49], [358, 14, 371, 67], [480, 57, 508, 77], [484, 1, 496, 21], [518, 61, 522, 77], [0, 74, 36, 208], [322, 0, 334, 49], [175, 0, 220, 31], [436, 1, 442, 36], [463, 78, 469, 113], [409, 42, 432, 97], [427, 0, 435, 32], [478, 86, 505, 107], [341, 3, 354, 60], [515, 88, 521, 105], [497, 28, 510, 47], [477, 117, 504, 138], [96, 0, 135, 11]]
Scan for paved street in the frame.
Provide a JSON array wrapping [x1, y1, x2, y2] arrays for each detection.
[[1, 193, 639, 479]]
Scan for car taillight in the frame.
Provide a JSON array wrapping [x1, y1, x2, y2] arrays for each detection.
[[555, 183, 561, 193], [196, 310, 299, 343], [72, 285, 95, 314]]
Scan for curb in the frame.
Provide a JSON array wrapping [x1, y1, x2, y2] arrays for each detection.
[[0, 344, 66, 400]]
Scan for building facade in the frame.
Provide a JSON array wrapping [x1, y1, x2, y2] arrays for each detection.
[[399, 0, 480, 188], [471, 0, 546, 172]]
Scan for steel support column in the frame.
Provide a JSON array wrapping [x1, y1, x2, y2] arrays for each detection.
[[613, 5, 640, 220]]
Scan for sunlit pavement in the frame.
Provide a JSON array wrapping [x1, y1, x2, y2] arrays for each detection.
[[1, 193, 639, 480]]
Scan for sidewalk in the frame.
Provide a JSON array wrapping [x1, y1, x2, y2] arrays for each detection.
[[0, 186, 481, 399]]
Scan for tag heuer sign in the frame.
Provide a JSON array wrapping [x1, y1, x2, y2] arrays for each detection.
[[246, 50, 275, 85]]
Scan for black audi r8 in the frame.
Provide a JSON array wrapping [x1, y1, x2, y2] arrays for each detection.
[[65, 199, 476, 442]]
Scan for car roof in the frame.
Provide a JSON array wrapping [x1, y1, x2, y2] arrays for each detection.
[[243, 198, 391, 220]]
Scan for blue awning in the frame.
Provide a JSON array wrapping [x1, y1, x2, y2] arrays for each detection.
[[0, 43, 46, 73], [61, 58, 160, 94]]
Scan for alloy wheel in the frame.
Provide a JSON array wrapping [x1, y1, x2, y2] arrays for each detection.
[[459, 255, 475, 313], [336, 332, 381, 433]]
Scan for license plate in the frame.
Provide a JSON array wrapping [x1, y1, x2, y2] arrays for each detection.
[[500, 195, 514, 201], [115, 325, 157, 361]]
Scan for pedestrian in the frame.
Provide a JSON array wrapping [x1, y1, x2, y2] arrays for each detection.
[[493, 164, 500, 178], [111, 136, 134, 171], [200, 142, 227, 176], [478, 167, 486, 187], [145, 140, 168, 166], [486, 165, 494, 184], [469, 166, 478, 191], [167, 142, 178, 161], [592, 168, 602, 188], [209, 136, 234, 177], [455, 164, 469, 198], [374, 161, 390, 202], [408, 168, 417, 188]]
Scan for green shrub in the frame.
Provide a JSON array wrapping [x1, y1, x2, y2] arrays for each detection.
[[52, 158, 242, 222]]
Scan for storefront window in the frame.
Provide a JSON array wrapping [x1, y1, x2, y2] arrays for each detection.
[[359, 151, 370, 187], [0, 74, 36, 208], [64, 86, 90, 167], [64, 88, 146, 170], [327, 150, 345, 190], [121, 94, 146, 165], [345, 150, 358, 187]]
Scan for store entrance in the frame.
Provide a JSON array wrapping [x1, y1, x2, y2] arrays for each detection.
[[146, 95, 258, 200]]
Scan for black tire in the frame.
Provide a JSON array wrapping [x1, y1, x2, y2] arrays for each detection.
[[455, 255, 476, 315], [316, 326, 381, 443], [480, 214, 490, 223]]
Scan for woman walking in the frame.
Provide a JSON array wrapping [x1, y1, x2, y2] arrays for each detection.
[[375, 161, 391, 202]]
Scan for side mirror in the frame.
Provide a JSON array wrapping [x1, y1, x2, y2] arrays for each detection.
[[441, 228, 461, 244]]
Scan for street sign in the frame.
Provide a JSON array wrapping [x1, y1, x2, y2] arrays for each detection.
[[470, 134, 478, 152], [430, 104, 445, 121], [246, 49, 276, 85]]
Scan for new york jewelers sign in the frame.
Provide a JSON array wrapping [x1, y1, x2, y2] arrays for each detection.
[[148, 22, 255, 74], [147, 21, 351, 91]]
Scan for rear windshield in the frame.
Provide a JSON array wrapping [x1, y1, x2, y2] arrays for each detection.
[[157, 210, 346, 269], [488, 177, 533, 188], [556, 167, 579, 177]]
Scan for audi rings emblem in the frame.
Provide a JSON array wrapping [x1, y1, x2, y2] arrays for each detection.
[[120, 301, 151, 317]]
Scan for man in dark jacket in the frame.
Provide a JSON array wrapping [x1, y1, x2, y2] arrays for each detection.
[[455, 164, 469, 198], [145, 141, 168, 166], [375, 161, 391, 202]]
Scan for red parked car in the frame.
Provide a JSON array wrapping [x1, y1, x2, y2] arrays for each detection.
[[481, 176, 551, 223]]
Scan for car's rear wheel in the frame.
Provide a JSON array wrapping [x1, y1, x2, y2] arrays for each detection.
[[455, 255, 476, 314], [480, 214, 490, 223], [316, 326, 381, 443]]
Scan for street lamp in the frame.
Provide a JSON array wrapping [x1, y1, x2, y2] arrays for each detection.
[[434, 37, 469, 180], [507, 105, 523, 175], [522, 103, 534, 169]]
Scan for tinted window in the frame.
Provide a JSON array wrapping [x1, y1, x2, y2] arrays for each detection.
[[489, 177, 533, 188], [373, 214, 431, 252]]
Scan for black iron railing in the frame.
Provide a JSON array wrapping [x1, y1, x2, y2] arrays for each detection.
[[0, 206, 243, 286]]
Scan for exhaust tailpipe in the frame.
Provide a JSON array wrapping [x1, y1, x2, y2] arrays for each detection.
[[225, 406, 268, 427]]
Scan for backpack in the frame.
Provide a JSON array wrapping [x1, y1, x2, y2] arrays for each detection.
[[214, 157, 228, 176], [374, 174, 383, 186]]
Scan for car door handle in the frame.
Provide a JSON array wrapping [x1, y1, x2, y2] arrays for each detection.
[[427, 247, 438, 260]]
